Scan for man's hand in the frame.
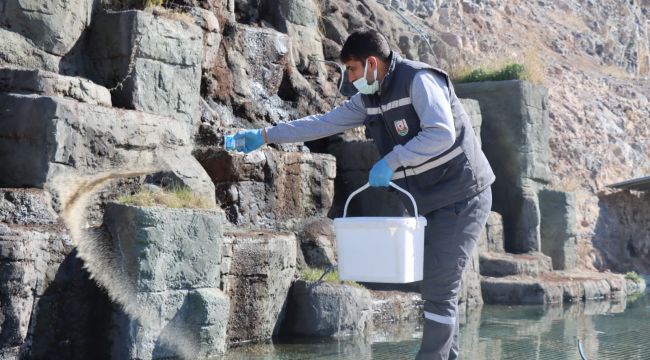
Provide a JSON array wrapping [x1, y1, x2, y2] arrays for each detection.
[[368, 158, 394, 187], [232, 129, 265, 153]]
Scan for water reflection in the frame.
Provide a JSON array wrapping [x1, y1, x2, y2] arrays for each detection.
[[226, 293, 650, 360]]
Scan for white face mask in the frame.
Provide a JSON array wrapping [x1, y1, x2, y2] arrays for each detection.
[[353, 58, 379, 95]]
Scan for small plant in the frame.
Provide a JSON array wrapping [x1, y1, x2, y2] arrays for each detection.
[[625, 271, 643, 285], [300, 267, 363, 288], [117, 185, 215, 209], [451, 51, 545, 85], [454, 63, 527, 83]]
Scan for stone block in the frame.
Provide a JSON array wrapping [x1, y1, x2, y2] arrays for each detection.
[[103, 203, 225, 292], [87, 10, 203, 126], [539, 189, 578, 270], [0, 93, 191, 189], [369, 290, 423, 326], [144, 152, 216, 206], [455, 80, 551, 252], [481, 276, 563, 305], [282, 280, 373, 337], [0, 218, 112, 359], [266, 0, 325, 75], [296, 217, 337, 268], [111, 288, 229, 360], [479, 252, 553, 277], [221, 230, 296, 344], [459, 98, 482, 142], [0, 29, 61, 72], [198, 148, 335, 229], [478, 211, 504, 253], [0, 68, 111, 106], [0, 0, 96, 56], [188, 7, 222, 72]]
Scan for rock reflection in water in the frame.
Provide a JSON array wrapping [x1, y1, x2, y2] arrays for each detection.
[[225, 294, 650, 360]]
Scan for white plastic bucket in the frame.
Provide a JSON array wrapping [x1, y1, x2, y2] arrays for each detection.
[[333, 182, 426, 283]]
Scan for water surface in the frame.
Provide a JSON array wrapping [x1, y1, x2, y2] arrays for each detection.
[[226, 293, 650, 359]]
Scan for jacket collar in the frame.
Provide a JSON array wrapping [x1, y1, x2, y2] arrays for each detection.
[[378, 51, 401, 95]]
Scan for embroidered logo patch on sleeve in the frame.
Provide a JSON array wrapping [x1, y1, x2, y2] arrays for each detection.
[[394, 119, 409, 136]]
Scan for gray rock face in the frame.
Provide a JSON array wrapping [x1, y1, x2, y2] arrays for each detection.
[[0, 0, 96, 56], [188, 7, 222, 72], [197, 148, 336, 230], [594, 191, 650, 274], [266, 0, 325, 75], [104, 204, 229, 359], [111, 289, 230, 360], [539, 189, 578, 270], [479, 252, 553, 277], [455, 80, 551, 253], [460, 98, 482, 143], [0, 93, 191, 189], [478, 211, 504, 253], [369, 290, 423, 326], [0, 189, 113, 359], [104, 203, 224, 292], [0, 68, 111, 106], [145, 151, 217, 206], [0, 29, 61, 72], [87, 10, 203, 127], [0, 189, 58, 225], [296, 218, 337, 268], [221, 231, 296, 344], [283, 280, 373, 337]]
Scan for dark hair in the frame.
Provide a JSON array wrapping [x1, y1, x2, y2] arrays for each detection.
[[340, 29, 391, 63]]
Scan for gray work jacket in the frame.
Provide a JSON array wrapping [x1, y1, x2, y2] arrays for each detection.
[[360, 53, 495, 215]]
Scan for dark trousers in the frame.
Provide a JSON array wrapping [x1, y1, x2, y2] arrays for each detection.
[[415, 187, 492, 360]]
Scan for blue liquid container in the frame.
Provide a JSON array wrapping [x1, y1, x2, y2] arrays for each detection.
[[224, 134, 245, 151]]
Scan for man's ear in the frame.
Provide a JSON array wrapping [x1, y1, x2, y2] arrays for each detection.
[[367, 56, 377, 70]]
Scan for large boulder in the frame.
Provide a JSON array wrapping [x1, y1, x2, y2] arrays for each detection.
[[103, 203, 224, 292], [539, 189, 578, 270], [221, 230, 296, 344], [197, 148, 335, 230], [87, 10, 203, 127], [282, 280, 373, 337], [455, 80, 550, 253], [103, 203, 229, 359], [0, 0, 96, 56], [0, 92, 214, 204]]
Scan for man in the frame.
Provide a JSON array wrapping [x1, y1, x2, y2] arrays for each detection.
[[231, 29, 494, 360]]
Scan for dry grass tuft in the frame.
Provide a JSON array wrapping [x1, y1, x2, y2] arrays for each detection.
[[150, 6, 195, 27], [117, 185, 215, 209]]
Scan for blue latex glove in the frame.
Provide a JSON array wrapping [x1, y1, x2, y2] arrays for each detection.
[[232, 129, 265, 153], [368, 158, 394, 187]]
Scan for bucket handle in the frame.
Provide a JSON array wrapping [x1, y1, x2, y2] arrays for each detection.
[[343, 182, 419, 223]]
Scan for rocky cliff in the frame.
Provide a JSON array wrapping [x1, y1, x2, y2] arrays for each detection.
[[0, 0, 648, 359]]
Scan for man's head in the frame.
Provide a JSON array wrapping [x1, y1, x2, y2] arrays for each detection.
[[340, 29, 391, 91]]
